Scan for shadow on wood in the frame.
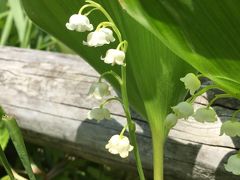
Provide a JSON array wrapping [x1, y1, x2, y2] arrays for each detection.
[[0, 46, 239, 180]]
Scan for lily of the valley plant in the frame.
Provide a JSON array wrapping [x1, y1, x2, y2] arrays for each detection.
[[65, 1, 240, 179], [66, 1, 144, 178]]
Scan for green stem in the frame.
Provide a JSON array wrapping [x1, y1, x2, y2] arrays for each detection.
[[187, 85, 219, 103], [207, 94, 233, 108], [232, 109, 240, 119], [119, 124, 128, 138], [121, 65, 145, 180], [83, 1, 145, 178], [99, 70, 122, 85], [0, 146, 15, 180], [196, 74, 205, 79], [99, 97, 122, 108], [151, 127, 164, 180], [96, 21, 122, 42]]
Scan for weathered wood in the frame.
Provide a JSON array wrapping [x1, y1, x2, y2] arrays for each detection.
[[0, 46, 239, 180]]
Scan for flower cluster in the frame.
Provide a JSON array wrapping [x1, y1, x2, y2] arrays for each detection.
[[66, 12, 126, 66], [164, 73, 218, 132], [65, 1, 133, 159]]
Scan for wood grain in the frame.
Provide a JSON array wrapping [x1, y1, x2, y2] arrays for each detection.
[[0, 46, 239, 180]]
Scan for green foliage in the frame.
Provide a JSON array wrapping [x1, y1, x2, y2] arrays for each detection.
[[0, 0, 71, 51], [0, 107, 9, 150], [3, 116, 36, 180], [0, 146, 14, 180], [119, 0, 240, 100], [20, 0, 195, 125]]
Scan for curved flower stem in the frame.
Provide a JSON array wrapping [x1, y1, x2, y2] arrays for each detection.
[[84, 1, 145, 179], [99, 70, 122, 85], [207, 94, 233, 108], [96, 21, 122, 43], [119, 124, 128, 138], [79, 4, 96, 14], [187, 85, 219, 103], [117, 40, 128, 51], [197, 74, 205, 79], [83, 8, 98, 16], [99, 97, 122, 108], [232, 109, 240, 120]]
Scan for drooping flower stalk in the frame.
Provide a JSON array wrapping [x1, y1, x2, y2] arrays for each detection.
[[67, 1, 145, 179]]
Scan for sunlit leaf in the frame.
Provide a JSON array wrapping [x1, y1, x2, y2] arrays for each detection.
[[119, 0, 240, 99], [20, 0, 195, 125]]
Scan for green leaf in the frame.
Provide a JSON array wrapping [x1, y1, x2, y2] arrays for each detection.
[[20, 1, 197, 178], [0, 146, 14, 180], [20, 0, 194, 124], [0, 12, 13, 46], [1, 175, 11, 180], [119, 0, 240, 99], [0, 107, 9, 150], [3, 115, 36, 180], [8, 0, 27, 43]]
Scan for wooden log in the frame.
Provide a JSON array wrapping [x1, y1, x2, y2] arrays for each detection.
[[0, 46, 239, 180]]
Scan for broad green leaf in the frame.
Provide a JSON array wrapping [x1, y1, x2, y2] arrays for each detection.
[[119, 0, 240, 99], [20, 0, 195, 124]]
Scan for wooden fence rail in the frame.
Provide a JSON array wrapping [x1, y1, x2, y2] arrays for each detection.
[[0, 46, 239, 180]]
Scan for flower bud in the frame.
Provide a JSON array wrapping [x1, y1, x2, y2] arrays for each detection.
[[88, 82, 110, 100], [180, 73, 201, 95], [193, 107, 217, 123], [83, 28, 115, 47], [66, 14, 93, 32], [172, 102, 194, 119], [87, 107, 111, 121], [165, 113, 178, 130], [220, 120, 240, 137], [101, 49, 125, 65], [105, 135, 133, 158], [224, 153, 240, 175]]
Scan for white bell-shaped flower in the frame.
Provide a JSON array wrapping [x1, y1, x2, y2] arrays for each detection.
[[220, 120, 240, 137], [172, 102, 194, 119], [88, 82, 110, 100], [180, 73, 201, 95], [83, 28, 115, 47], [193, 107, 217, 123], [101, 49, 125, 65], [164, 113, 178, 130], [105, 135, 133, 158], [224, 153, 240, 175], [66, 14, 93, 32], [87, 107, 111, 121]]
